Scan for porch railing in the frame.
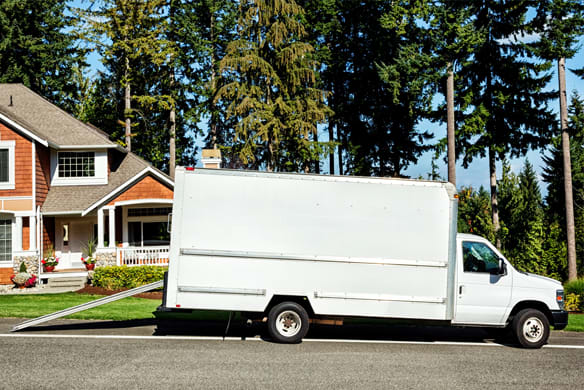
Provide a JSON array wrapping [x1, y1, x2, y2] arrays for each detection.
[[117, 246, 170, 267]]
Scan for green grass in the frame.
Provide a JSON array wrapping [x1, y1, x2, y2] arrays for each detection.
[[0, 293, 160, 321], [565, 313, 584, 332]]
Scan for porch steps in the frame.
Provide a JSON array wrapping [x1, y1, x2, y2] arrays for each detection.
[[44, 276, 87, 291]]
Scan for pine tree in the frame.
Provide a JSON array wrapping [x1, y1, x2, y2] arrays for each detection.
[[532, 0, 584, 280], [75, 0, 174, 153], [543, 92, 584, 278], [0, 0, 86, 110], [427, 1, 478, 187], [216, 0, 332, 172], [456, 0, 556, 248]]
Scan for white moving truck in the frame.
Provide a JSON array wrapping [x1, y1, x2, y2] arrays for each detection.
[[163, 167, 568, 348]]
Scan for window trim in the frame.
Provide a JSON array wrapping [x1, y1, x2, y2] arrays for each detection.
[[0, 218, 13, 264], [0, 140, 15, 190], [50, 149, 108, 186]]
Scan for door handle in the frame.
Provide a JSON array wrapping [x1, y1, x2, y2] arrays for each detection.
[[459, 285, 464, 295]]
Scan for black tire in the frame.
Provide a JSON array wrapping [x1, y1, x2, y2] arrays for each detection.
[[512, 309, 550, 349], [267, 302, 310, 343]]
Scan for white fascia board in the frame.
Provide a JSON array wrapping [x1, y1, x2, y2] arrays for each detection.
[[114, 199, 173, 207], [55, 145, 121, 150], [81, 167, 174, 216], [41, 211, 83, 216], [0, 113, 49, 146]]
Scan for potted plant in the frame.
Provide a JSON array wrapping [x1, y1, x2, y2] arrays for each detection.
[[81, 256, 96, 270], [42, 246, 59, 272], [11, 263, 37, 288], [82, 237, 97, 270]]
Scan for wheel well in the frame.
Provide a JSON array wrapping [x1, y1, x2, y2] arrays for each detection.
[[264, 295, 314, 316], [509, 301, 553, 326]]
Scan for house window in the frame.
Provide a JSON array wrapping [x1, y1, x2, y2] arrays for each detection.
[[58, 152, 95, 178], [0, 219, 12, 262], [128, 221, 170, 247], [0, 140, 15, 189]]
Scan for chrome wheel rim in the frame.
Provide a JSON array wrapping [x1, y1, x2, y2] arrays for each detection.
[[275, 310, 301, 337], [523, 317, 544, 343]]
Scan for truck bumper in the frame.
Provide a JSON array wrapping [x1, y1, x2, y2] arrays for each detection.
[[551, 310, 569, 330]]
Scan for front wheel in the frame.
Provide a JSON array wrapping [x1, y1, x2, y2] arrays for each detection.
[[267, 302, 310, 343], [512, 309, 550, 349]]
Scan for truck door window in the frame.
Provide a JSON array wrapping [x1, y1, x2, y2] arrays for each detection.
[[462, 241, 499, 273]]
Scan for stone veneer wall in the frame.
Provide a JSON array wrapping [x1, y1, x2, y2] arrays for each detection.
[[96, 251, 117, 267], [13, 256, 39, 274]]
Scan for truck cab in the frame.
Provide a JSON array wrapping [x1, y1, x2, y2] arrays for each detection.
[[454, 233, 568, 347]]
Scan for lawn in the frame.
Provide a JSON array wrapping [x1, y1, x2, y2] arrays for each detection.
[[0, 293, 583, 332], [0, 293, 160, 321]]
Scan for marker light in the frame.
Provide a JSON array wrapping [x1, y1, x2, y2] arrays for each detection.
[[185, 167, 195, 171]]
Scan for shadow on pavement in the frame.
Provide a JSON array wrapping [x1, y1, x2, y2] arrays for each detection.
[[15, 316, 515, 346]]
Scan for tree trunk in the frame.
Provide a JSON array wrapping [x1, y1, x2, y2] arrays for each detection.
[[337, 126, 343, 175], [209, 10, 218, 149], [124, 57, 132, 152], [559, 57, 577, 281], [489, 147, 501, 249], [328, 119, 334, 175], [169, 71, 176, 180], [446, 62, 456, 187]]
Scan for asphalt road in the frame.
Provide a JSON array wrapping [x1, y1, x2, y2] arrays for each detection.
[[1, 317, 583, 389]]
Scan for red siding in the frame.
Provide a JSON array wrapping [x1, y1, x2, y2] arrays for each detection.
[[35, 143, 50, 207], [107, 176, 173, 205], [0, 123, 33, 197], [43, 216, 55, 253], [22, 217, 30, 251]]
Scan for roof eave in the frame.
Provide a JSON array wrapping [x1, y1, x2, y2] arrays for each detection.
[[0, 112, 49, 146]]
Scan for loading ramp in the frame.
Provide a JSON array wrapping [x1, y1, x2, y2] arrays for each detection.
[[11, 280, 164, 332]]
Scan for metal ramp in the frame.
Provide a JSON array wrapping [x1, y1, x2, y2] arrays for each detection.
[[11, 280, 164, 332]]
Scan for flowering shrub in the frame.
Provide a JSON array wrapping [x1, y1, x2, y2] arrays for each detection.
[[42, 257, 59, 267], [11, 272, 36, 287]]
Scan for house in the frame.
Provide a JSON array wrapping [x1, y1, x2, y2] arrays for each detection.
[[0, 84, 201, 286]]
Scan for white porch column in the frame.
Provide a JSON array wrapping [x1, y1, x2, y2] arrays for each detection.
[[108, 207, 116, 248], [97, 207, 105, 248], [14, 216, 23, 252], [29, 216, 37, 252]]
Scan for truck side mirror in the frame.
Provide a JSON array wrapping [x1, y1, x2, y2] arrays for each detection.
[[498, 258, 507, 275]]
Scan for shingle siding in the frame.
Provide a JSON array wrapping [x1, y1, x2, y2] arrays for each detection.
[[36, 143, 50, 207], [0, 122, 32, 197]]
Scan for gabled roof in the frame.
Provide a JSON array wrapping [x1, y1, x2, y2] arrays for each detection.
[[41, 150, 174, 215], [0, 84, 173, 214], [0, 83, 121, 149]]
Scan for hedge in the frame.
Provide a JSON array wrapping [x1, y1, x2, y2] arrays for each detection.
[[564, 279, 584, 312], [92, 266, 167, 290]]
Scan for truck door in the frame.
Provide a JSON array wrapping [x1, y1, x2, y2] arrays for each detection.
[[453, 239, 512, 325]]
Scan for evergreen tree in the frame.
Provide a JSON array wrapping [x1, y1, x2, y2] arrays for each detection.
[[216, 0, 332, 172], [456, 0, 556, 248], [532, 0, 584, 281], [0, 0, 86, 110], [457, 186, 495, 243], [543, 92, 584, 278]]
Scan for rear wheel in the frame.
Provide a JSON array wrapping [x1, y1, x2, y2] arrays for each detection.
[[267, 302, 309, 343], [512, 309, 550, 349]]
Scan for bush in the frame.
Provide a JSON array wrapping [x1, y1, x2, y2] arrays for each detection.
[[564, 279, 584, 312], [93, 266, 167, 290], [564, 278, 584, 296], [565, 293, 581, 312]]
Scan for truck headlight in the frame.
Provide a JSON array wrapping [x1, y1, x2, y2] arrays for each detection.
[[556, 290, 565, 310]]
